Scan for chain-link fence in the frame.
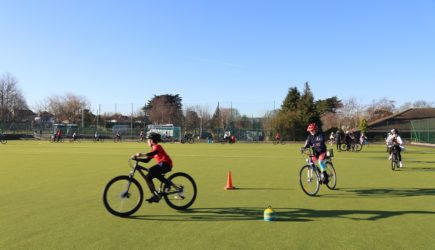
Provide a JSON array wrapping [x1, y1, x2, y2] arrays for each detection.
[[411, 118, 435, 144]]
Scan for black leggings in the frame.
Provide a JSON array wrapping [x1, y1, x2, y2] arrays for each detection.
[[145, 162, 172, 193]]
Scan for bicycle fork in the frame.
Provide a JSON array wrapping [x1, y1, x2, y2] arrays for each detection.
[[120, 167, 138, 199]]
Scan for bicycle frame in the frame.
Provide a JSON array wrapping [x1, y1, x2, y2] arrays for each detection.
[[127, 160, 179, 196], [302, 148, 333, 175]]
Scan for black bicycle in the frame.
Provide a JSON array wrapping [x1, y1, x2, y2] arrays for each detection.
[[340, 142, 362, 152], [103, 158, 197, 217], [272, 139, 286, 145], [390, 146, 400, 171], [299, 148, 337, 196], [0, 133, 7, 144]]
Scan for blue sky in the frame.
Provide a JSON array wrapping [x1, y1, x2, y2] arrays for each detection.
[[1, 0, 434, 116]]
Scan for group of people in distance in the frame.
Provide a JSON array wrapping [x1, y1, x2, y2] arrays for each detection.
[[304, 124, 406, 184], [329, 129, 368, 152]]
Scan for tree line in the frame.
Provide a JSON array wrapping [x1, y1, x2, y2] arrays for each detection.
[[1, 72, 433, 139]]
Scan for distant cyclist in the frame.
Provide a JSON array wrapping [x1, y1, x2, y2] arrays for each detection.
[[139, 131, 145, 142], [386, 129, 404, 168], [132, 132, 173, 203], [72, 132, 78, 141], [301, 123, 329, 184], [275, 132, 281, 141]]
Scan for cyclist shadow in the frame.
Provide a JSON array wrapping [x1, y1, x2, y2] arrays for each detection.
[[401, 160, 435, 171], [326, 187, 435, 198], [128, 206, 435, 222], [236, 187, 292, 191]]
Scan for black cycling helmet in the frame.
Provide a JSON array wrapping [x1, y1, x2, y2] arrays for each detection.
[[390, 128, 398, 135], [146, 132, 161, 142]]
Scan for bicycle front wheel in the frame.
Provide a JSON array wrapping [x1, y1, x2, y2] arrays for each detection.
[[340, 144, 348, 151], [325, 162, 337, 190], [102, 176, 143, 217], [163, 172, 197, 210], [354, 144, 362, 152], [299, 165, 320, 196], [391, 157, 398, 171], [0, 139, 7, 144]]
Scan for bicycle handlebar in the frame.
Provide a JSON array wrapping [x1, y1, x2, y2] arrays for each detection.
[[128, 157, 150, 170]]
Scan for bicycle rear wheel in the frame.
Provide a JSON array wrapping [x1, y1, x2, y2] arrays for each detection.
[[299, 165, 320, 196], [0, 139, 7, 144], [102, 176, 143, 217], [163, 172, 197, 210], [325, 162, 337, 190], [354, 144, 362, 152]]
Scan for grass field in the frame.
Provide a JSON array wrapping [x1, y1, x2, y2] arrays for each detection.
[[1, 140, 435, 249]]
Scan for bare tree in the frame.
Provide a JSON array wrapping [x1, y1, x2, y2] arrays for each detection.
[[337, 97, 365, 130], [398, 100, 434, 111], [0, 72, 28, 121], [366, 98, 396, 122], [183, 104, 211, 137], [45, 93, 90, 124]]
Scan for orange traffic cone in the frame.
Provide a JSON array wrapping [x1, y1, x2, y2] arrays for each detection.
[[224, 171, 236, 190]]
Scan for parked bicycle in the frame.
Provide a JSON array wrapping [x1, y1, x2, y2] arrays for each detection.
[[103, 158, 197, 217], [299, 148, 337, 196]]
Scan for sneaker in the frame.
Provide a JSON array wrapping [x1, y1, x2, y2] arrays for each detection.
[[388, 155, 392, 160], [321, 172, 329, 184], [399, 161, 403, 168], [146, 195, 161, 203]]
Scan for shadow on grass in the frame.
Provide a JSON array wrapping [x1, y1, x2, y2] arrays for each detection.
[[235, 187, 292, 191], [324, 187, 435, 198], [128, 207, 435, 222]]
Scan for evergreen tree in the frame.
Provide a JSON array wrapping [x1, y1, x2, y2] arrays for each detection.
[[298, 82, 321, 129], [281, 87, 300, 112]]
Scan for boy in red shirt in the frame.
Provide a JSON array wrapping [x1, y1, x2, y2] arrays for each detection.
[[133, 132, 173, 203]]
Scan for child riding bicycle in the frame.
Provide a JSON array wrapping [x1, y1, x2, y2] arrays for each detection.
[[386, 128, 404, 168], [301, 123, 329, 184], [132, 132, 173, 203]]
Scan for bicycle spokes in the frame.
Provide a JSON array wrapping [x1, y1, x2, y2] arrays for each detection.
[[163, 173, 197, 210]]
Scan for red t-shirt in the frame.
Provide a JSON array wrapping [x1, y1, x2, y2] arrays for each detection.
[[151, 144, 173, 167]]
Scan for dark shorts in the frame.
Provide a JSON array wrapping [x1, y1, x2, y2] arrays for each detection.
[[148, 162, 172, 180]]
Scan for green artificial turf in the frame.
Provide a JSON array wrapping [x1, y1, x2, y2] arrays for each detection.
[[1, 141, 434, 249]]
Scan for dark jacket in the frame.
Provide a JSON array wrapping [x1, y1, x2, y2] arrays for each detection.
[[304, 132, 327, 155]]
